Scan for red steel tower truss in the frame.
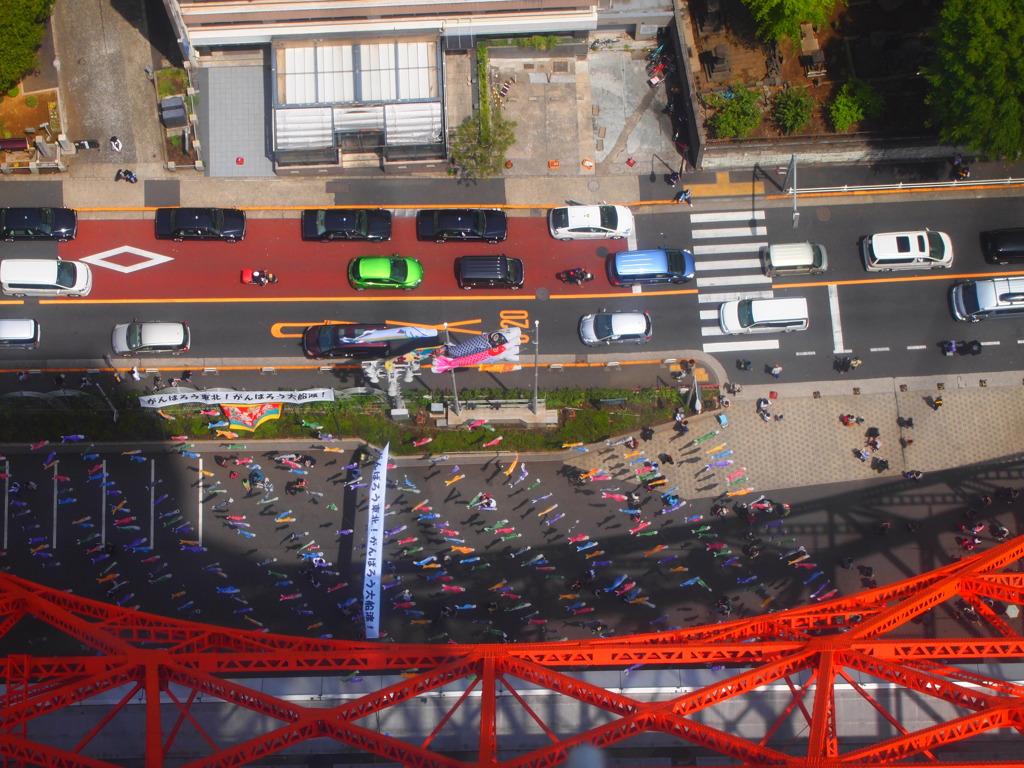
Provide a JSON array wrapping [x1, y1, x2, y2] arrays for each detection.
[[1, 538, 1024, 767]]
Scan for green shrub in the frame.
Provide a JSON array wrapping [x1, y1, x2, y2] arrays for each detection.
[[829, 80, 884, 132], [705, 85, 763, 139], [7, 87, 18, 98], [24, 95, 37, 108], [772, 86, 814, 134]]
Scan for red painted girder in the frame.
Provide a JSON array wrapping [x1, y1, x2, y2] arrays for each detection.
[[842, 705, 1024, 763], [479, 657, 499, 768], [0, 733, 118, 768], [0, 664, 140, 730], [837, 668, 939, 761], [335, 657, 484, 721], [807, 652, 837, 759], [909, 659, 1024, 698], [187, 718, 467, 768], [842, 650, 1013, 712]]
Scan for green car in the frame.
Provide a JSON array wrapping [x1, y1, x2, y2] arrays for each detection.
[[347, 255, 423, 291]]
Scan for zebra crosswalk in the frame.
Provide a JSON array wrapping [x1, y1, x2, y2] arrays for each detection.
[[689, 210, 777, 353]]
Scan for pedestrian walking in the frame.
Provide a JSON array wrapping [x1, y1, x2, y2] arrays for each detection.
[[769, 363, 783, 379], [675, 188, 693, 206], [932, 395, 944, 410], [110, 136, 123, 152], [903, 470, 924, 481]]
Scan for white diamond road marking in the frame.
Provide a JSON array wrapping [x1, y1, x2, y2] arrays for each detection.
[[81, 246, 174, 274]]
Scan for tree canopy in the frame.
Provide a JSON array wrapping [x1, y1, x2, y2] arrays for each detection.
[[925, 0, 1024, 159], [740, 0, 839, 44], [0, 0, 54, 94]]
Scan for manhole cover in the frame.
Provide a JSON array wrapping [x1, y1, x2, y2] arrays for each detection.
[[816, 207, 831, 222], [536, 286, 550, 301], [588, 180, 600, 192]]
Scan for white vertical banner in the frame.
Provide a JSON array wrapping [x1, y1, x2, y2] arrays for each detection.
[[363, 443, 389, 639]]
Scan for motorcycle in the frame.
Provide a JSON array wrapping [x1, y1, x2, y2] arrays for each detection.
[[241, 269, 278, 286], [558, 268, 594, 285]]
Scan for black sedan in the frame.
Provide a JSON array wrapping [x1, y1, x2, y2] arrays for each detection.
[[0, 207, 77, 241], [301, 209, 392, 242], [154, 207, 246, 242], [416, 208, 507, 243]]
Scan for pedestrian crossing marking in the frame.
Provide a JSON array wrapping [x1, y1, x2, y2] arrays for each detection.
[[702, 339, 780, 353], [692, 243, 766, 255], [698, 289, 773, 304], [692, 226, 768, 239], [690, 211, 766, 223], [696, 274, 773, 288], [694, 259, 763, 271]]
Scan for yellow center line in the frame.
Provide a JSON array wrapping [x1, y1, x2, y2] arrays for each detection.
[[772, 270, 1024, 290]]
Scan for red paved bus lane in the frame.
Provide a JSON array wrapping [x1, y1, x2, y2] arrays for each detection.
[[60, 216, 635, 302]]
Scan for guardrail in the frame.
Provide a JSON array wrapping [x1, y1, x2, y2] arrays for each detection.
[[786, 177, 1024, 196]]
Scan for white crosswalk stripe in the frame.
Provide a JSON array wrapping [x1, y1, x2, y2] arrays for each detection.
[[688, 208, 775, 351]]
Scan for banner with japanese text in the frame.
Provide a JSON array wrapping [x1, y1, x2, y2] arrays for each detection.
[[138, 389, 334, 408], [363, 443, 389, 639]]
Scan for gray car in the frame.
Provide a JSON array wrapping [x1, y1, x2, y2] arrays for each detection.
[[578, 310, 652, 346]]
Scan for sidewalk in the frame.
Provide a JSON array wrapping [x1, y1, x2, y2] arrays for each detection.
[[563, 369, 1024, 502]]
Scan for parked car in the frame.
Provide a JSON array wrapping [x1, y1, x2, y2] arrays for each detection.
[[348, 256, 423, 290], [111, 321, 190, 355], [0, 207, 77, 241], [578, 310, 652, 346], [301, 209, 392, 242], [154, 207, 246, 242], [548, 204, 633, 241], [416, 209, 507, 243], [861, 230, 953, 271]]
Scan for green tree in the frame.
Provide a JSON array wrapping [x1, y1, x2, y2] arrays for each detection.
[[772, 86, 814, 134], [705, 86, 762, 139], [0, 0, 54, 94], [449, 45, 517, 180], [740, 0, 839, 44], [829, 80, 883, 132], [925, 0, 1024, 159], [449, 114, 517, 180]]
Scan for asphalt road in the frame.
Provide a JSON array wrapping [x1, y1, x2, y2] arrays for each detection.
[[0, 197, 1023, 385], [1, 440, 1018, 656]]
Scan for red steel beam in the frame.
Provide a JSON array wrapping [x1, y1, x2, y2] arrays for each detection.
[[0, 539, 1022, 768]]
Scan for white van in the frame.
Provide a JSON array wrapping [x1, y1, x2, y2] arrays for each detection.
[[0, 319, 40, 349], [0, 258, 92, 297], [763, 242, 828, 276], [719, 297, 809, 334]]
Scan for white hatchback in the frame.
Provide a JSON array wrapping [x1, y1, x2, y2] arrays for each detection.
[[861, 230, 953, 271], [579, 310, 652, 346], [548, 205, 634, 241]]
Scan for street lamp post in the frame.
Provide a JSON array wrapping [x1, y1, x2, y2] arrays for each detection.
[[444, 322, 461, 417], [531, 320, 540, 414]]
